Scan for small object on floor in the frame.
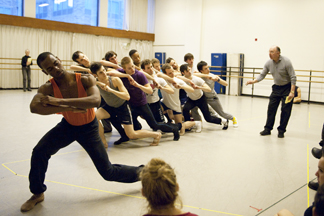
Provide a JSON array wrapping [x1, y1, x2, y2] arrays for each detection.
[[21, 193, 44, 212], [308, 181, 319, 191], [222, 119, 229, 130], [114, 137, 129, 145], [312, 147, 322, 159], [260, 129, 271, 136], [232, 116, 238, 128], [278, 132, 284, 138]]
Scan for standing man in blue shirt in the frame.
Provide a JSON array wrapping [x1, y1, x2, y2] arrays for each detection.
[[246, 46, 296, 138]]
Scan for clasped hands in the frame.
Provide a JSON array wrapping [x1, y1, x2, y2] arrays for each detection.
[[40, 96, 87, 113]]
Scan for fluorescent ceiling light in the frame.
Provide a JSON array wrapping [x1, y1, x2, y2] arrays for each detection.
[[54, 0, 67, 4], [39, 3, 49, 7]]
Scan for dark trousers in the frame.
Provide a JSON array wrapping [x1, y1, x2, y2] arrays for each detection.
[[99, 97, 113, 133], [22, 66, 31, 90], [29, 117, 140, 194], [148, 100, 165, 123], [183, 94, 222, 124], [264, 83, 293, 133], [130, 103, 177, 132]]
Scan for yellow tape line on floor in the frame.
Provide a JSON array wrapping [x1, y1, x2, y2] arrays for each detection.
[[307, 144, 310, 207], [2, 150, 243, 216]]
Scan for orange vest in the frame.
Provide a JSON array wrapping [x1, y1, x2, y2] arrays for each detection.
[[49, 73, 95, 126]]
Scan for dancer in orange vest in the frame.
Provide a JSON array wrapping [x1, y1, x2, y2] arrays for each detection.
[[20, 52, 143, 212]]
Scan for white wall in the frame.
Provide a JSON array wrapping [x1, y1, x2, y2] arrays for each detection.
[[154, 0, 324, 102], [200, 0, 324, 69], [153, 0, 202, 64], [155, 0, 324, 69]]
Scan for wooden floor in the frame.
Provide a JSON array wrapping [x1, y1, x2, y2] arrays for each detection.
[[0, 89, 322, 216]]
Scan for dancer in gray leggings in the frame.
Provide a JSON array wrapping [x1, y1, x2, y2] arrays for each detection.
[[196, 61, 238, 128]]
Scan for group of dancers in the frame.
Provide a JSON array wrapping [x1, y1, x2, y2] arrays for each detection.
[[70, 49, 238, 147], [19, 49, 237, 213], [22, 46, 324, 216]]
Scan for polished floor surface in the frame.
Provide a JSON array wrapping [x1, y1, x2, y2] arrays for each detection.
[[0, 90, 322, 216]]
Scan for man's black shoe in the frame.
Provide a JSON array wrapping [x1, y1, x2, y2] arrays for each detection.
[[312, 147, 322, 159], [114, 137, 129, 145], [173, 130, 180, 141], [308, 181, 319, 191], [260, 129, 271, 136], [278, 132, 284, 138], [177, 123, 182, 131]]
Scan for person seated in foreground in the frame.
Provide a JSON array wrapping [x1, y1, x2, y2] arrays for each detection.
[[274, 156, 324, 216], [140, 158, 198, 216]]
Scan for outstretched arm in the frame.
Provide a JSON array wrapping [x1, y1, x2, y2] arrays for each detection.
[[210, 75, 228, 86], [129, 79, 153, 95], [96, 77, 130, 101], [156, 72, 177, 84], [246, 79, 258, 85], [141, 71, 156, 81], [134, 65, 142, 71], [70, 65, 91, 73], [178, 83, 194, 93], [159, 83, 174, 94], [193, 73, 228, 86], [194, 83, 211, 92], [100, 60, 122, 69], [106, 69, 133, 80]]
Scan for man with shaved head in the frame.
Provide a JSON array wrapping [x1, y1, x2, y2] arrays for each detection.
[[246, 46, 296, 138], [20, 52, 143, 212]]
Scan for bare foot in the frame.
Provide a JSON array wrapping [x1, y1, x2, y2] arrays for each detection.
[[150, 132, 162, 146], [180, 125, 185, 136]]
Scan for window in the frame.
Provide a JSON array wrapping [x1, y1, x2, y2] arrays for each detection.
[[107, 0, 124, 30], [0, 0, 23, 16], [36, 0, 98, 26]]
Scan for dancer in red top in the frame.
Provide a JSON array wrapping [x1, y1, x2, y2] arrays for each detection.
[[20, 52, 143, 212]]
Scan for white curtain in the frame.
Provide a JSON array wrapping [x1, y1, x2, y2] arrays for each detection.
[[0, 25, 153, 88], [130, 39, 153, 61], [123, 0, 155, 33], [128, 0, 148, 32]]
